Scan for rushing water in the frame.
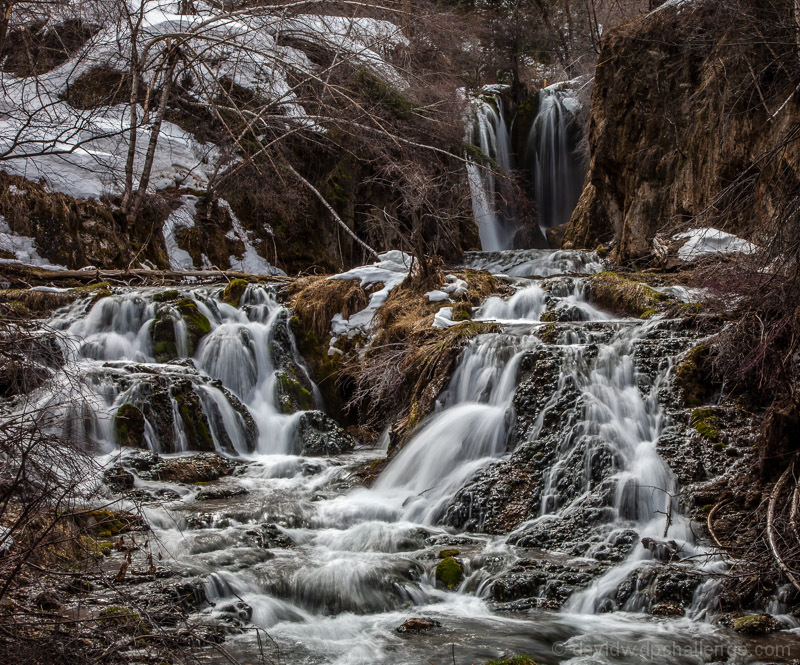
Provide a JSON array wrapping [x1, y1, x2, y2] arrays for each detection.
[[526, 84, 586, 232], [27, 251, 799, 664]]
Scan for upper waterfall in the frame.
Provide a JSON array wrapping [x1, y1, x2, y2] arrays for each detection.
[[527, 83, 587, 232]]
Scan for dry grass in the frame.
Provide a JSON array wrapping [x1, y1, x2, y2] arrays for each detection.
[[290, 276, 372, 338]]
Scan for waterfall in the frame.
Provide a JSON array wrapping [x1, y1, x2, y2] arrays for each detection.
[[40, 283, 317, 456], [527, 84, 586, 232], [465, 95, 515, 251], [25, 248, 758, 664]]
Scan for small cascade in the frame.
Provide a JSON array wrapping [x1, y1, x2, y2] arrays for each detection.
[[38, 283, 320, 456], [527, 83, 586, 232], [465, 95, 515, 251]]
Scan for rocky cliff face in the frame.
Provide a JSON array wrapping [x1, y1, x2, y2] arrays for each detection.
[[564, 0, 800, 262]]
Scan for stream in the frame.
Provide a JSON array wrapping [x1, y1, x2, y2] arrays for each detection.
[[30, 248, 800, 664]]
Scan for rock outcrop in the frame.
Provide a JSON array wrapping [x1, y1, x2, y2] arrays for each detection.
[[564, 0, 800, 262]]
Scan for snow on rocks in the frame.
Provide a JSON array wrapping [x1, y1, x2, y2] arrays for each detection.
[[0, 2, 409, 201], [425, 274, 469, 303], [162, 196, 198, 271], [218, 200, 284, 276], [328, 250, 413, 344], [0, 216, 67, 270], [674, 227, 757, 262]]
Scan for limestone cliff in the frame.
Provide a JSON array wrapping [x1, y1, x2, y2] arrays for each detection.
[[564, 0, 800, 262]]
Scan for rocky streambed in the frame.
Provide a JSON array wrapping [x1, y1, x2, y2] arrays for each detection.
[[4, 249, 799, 664]]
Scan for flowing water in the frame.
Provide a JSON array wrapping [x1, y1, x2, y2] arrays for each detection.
[[526, 84, 586, 233], [26, 252, 800, 664]]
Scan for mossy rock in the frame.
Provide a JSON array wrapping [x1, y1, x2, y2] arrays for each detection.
[[732, 614, 778, 635], [485, 658, 537, 665], [451, 302, 472, 322], [438, 548, 460, 558], [152, 289, 179, 302], [675, 344, 716, 407], [97, 606, 148, 634], [114, 403, 146, 448], [275, 368, 314, 413], [586, 272, 667, 317], [691, 408, 721, 442], [222, 278, 249, 307], [171, 380, 216, 452], [150, 299, 210, 362], [435, 556, 463, 589], [77, 509, 143, 537]]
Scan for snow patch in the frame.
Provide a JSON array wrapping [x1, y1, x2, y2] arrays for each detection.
[[328, 250, 413, 343], [162, 196, 198, 271], [674, 227, 757, 262], [0, 216, 67, 270], [218, 200, 284, 276]]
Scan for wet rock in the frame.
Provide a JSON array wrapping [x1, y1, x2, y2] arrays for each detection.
[[396, 617, 441, 633], [150, 452, 239, 484], [732, 613, 778, 635], [651, 603, 684, 617], [296, 410, 356, 456], [113, 403, 146, 448], [640, 537, 681, 562], [435, 556, 463, 589], [34, 590, 63, 610], [490, 558, 607, 607], [222, 278, 249, 306], [151, 298, 211, 363], [271, 309, 317, 413], [612, 564, 699, 613], [103, 465, 135, 491], [258, 523, 295, 549], [195, 485, 248, 501]]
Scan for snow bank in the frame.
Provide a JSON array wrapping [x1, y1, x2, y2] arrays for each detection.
[[0, 1, 409, 199], [0, 216, 67, 270], [329, 250, 412, 343], [674, 227, 757, 261]]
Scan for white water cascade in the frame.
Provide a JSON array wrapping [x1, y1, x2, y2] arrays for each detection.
[[21, 249, 792, 665], [465, 95, 516, 251], [527, 83, 587, 232]]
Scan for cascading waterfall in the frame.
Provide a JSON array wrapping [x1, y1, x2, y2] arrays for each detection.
[[527, 83, 587, 232], [465, 95, 516, 251], [42, 283, 315, 456], [26, 249, 787, 665]]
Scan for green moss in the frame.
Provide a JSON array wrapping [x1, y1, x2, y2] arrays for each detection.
[[691, 407, 721, 442], [85, 510, 130, 536], [537, 323, 558, 344], [539, 309, 558, 323], [176, 298, 211, 336], [586, 271, 667, 317], [150, 299, 210, 362], [152, 289, 179, 302], [435, 556, 463, 589], [275, 369, 313, 413], [451, 302, 472, 322], [640, 308, 656, 319], [222, 278, 249, 306], [114, 403, 146, 448], [732, 614, 777, 635], [172, 381, 215, 452], [456, 141, 500, 170], [438, 548, 460, 558], [676, 344, 715, 407], [485, 658, 537, 665], [98, 606, 147, 634]]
